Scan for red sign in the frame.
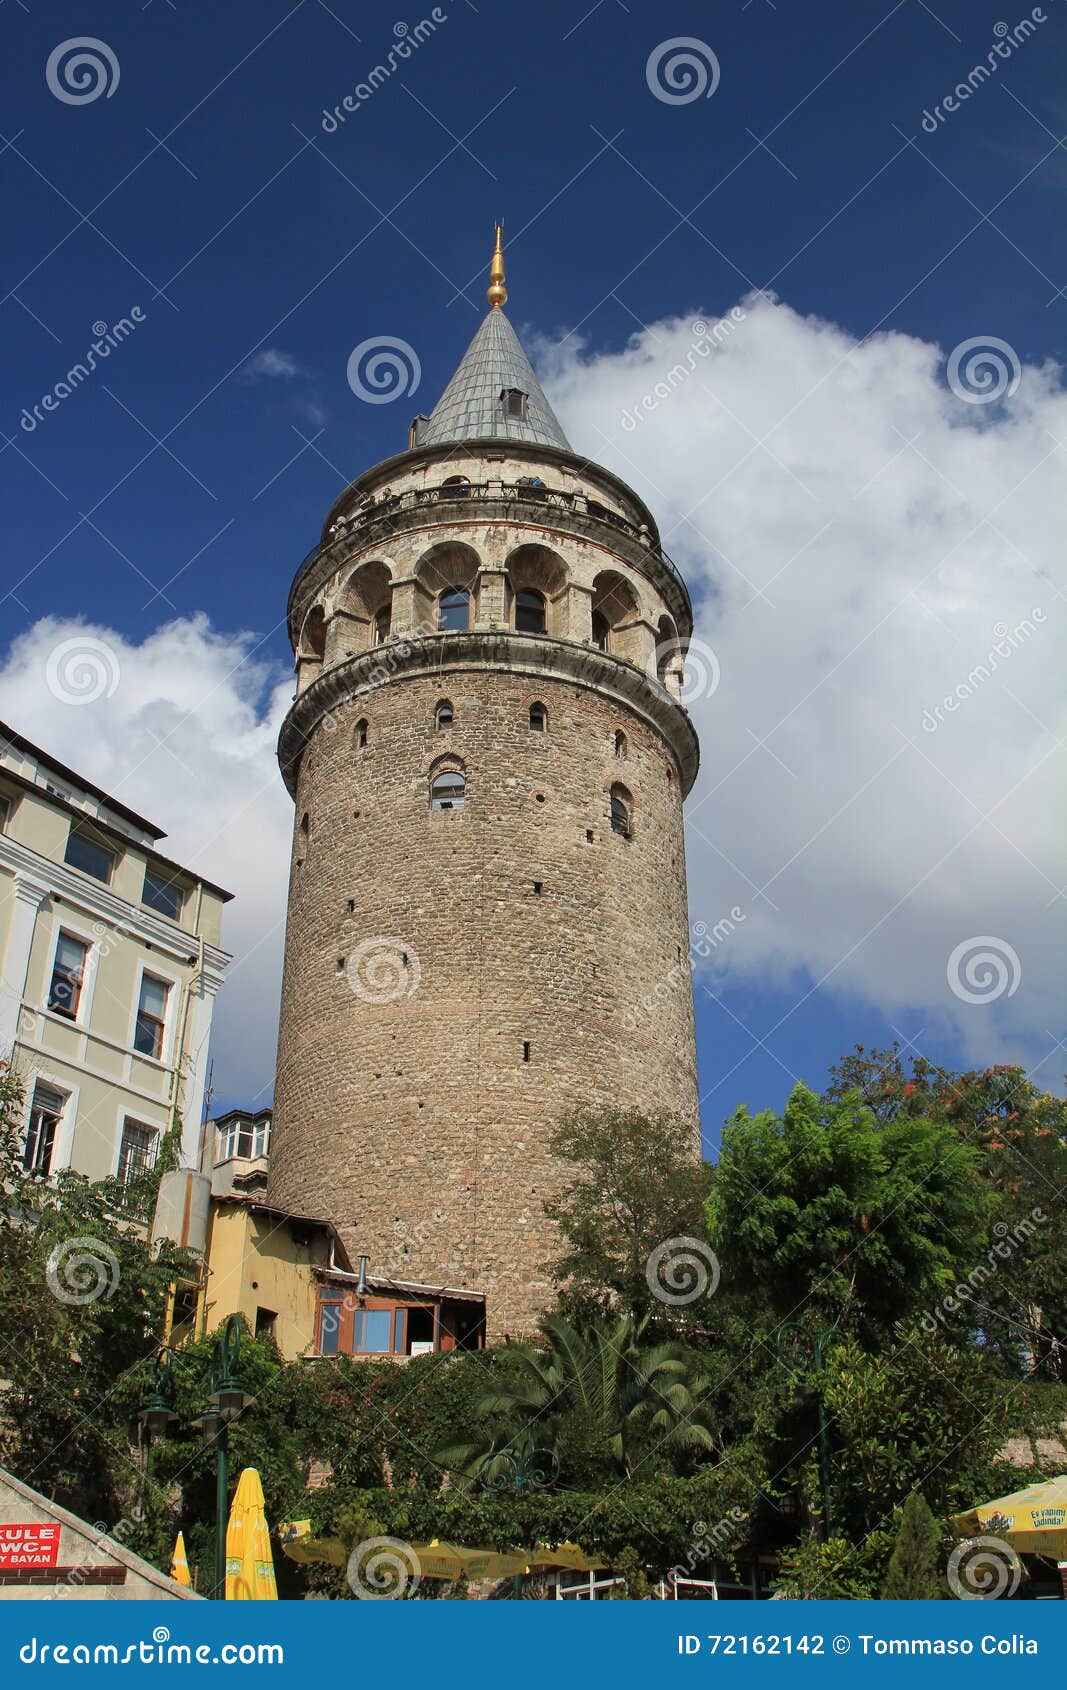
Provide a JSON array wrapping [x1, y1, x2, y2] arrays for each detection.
[[0, 1525, 61, 1569]]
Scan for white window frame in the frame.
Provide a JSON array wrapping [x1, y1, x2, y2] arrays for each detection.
[[128, 960, 180, 1067], [113, 1111, 160, 1187], [21, 1068, 78, 1177], [43, 916, 100, 1028]]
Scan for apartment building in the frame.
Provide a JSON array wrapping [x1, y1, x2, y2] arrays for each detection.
[[0, 722, 231, 1188]]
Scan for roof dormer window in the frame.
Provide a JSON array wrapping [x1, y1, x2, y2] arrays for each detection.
[[501, 388, 528, 420]]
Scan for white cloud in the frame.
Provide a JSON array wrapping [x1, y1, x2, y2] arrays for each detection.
[[544, 294, 1065, 1079], [239, 348, 305, 381], [0, 616, 293, 1108], [1, 297, 1062, 1109]]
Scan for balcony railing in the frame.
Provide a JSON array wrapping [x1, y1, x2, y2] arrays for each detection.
[[292, 480, 689, 606]]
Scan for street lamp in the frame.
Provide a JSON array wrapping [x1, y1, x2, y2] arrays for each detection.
[[141, 1314, 253, 1600], [774, 1320, 834, 1534], [481, 1446, 561, 1598]]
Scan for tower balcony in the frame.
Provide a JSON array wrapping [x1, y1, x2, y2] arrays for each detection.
[[287, 476, 692, 655]]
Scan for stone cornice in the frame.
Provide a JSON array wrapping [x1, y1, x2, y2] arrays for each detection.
[[287, 492, 693, 650], [277, 630, 701, 798], [0, 834, 232, 973]]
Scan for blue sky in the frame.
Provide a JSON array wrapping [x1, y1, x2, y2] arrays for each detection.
[[1, 1, 1064, 1146]]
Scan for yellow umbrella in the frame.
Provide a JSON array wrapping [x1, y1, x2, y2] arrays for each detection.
[[225, 1467, 278, 1599], [170, 1531, 191, 1588], [953, 1474, 1067, 1558]]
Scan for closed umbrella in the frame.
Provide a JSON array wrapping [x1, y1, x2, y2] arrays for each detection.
[[170, 1532, 191, 1588], [224, 1467, 278, 1599]]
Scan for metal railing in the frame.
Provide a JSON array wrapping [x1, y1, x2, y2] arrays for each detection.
[[291, 480, 689, 605]]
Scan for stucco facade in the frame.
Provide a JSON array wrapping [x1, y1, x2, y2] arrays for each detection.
[[0, 724, 231, 1183]]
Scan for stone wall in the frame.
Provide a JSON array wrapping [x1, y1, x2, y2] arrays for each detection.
[[268, 656, 699, 1336]]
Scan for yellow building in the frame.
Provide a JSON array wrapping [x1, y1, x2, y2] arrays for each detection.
[[166, 1132, 486, 1360], [0, 722, 231, 1184]]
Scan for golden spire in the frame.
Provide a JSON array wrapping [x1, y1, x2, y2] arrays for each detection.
[[487, 222, 507, 309]]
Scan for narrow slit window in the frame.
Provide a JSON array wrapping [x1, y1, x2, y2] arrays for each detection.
[[529, 701, 547, 732], [522, 1041, 531, 1063], [435, 699, 454, 731]]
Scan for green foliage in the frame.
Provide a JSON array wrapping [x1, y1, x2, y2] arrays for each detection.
[[437, 1312, 719, 1485], [544, 1107, 712, 1322], [881, 1493, 943, 1599], [776, 1532, 888, 1600], [0, 1064, 192, 1522], [707, 1083, 990, 1339]]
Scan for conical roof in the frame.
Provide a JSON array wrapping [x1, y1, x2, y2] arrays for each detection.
[[418, 307, 572, 451]]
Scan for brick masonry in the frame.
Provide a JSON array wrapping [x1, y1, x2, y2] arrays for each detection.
[[268, 456, 701, 1337]]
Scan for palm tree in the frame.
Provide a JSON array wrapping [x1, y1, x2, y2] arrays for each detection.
[[439, 1313, 718, 1485]]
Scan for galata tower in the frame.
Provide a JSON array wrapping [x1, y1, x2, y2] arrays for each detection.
[[268, 229, 700, 1336]]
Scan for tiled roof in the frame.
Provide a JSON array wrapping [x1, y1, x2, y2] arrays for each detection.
[[417, 308, 571, 450]]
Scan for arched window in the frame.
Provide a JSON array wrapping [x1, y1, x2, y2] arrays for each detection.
[[614, 729, 628, 758], [430, 771, 466, 811], [296, 812, 309, 866], [529, 702, 547, 732], [435, 699, 454, 731], [373, 605, 391, 645], [515, 589, 546, 634], [592, 611, 610, 651], [440, 475, 470, 501], [610, 784, 633, 839], [354, 718, 369, 750], [438, 587, 469, 632]]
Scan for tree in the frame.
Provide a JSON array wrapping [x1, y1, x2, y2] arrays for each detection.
[[706, 1083, 991, 1339], [438, 1312, 719, 1486], [544, 1107, 712, 1322], [828, 1048, 1067, 1378], [881, 1493, 942, 1599], [0, 1063, 191, 1522]]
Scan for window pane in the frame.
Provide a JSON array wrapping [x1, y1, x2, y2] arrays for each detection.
[[143, 868, 182, 920], [134, 1014, 163, 1058], [48, 934, 87, 1017], [431, 773, 465, 811], [438, 588, 469, 631], [118, 1121, 156, 1186], [139, 975, 169, 1019], [24, 1084, 63, 1175], [515, 590, 545, 634], [320, 1303, 341, 1355], [64, 830, 115, 883], [354, 1309, 392, 1353]]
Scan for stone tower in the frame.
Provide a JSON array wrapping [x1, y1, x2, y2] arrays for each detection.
[[268, 230, 700, 1336]]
